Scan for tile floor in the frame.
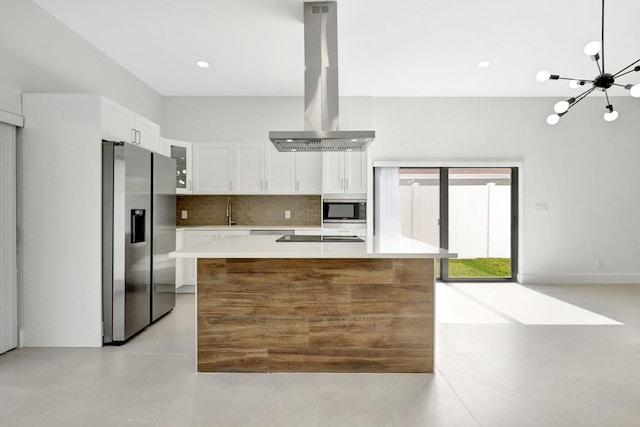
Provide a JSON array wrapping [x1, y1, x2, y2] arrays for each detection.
[[1, 283, 640, 426]]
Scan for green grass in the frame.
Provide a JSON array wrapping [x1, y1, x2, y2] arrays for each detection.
[[449, 258, 511, 278]]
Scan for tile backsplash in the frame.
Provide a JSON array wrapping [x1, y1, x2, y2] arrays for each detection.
[[176, 195, 321, 227]]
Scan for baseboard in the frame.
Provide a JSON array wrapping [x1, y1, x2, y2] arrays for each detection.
[[176, 284, 195, 294], [518, 273, 640, 285]]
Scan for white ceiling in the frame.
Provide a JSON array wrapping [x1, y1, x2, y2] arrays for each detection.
[[31, 0, 640, 98]]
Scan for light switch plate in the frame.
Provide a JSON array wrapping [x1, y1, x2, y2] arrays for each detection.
[[533, 203, 549, 213]]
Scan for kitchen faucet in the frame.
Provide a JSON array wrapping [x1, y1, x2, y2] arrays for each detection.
[[226, 197, 236, 226]]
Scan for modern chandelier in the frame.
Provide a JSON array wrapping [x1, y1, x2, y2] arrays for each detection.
[[536, 0, 640, 125]]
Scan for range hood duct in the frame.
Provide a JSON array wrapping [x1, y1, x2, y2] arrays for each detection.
[[269, 2, 375, 152]]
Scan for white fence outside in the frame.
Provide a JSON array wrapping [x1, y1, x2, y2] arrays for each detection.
[[400, 183, 511, 258]]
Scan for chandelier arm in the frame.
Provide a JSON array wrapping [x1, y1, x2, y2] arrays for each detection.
[[612, 70, 636, 79], [567, 87, 597, 111], [555, 77, 595, 83], [612, 58, 640, 78], [604, 90, 611, 106], [595, 58, 603, 76], [612, 83, 632, 88]]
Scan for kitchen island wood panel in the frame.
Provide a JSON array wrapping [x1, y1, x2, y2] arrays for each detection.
[[197, 257, 435, 373]]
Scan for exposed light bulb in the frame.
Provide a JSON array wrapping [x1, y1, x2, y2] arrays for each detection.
[[569, 80, 580, 89], [630, 84, 640, 98], [554, 100, 570, 114], [536, 70, 551, 82], [584, 41, 601, 56], [546, 114, 560, 125], [604, 105, 619, 122]]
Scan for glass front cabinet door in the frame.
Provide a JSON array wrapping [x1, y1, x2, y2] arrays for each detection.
[[166, 139, 192, 194]]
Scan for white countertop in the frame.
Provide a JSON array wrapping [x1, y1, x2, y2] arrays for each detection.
[[169, 234, 457, 259]]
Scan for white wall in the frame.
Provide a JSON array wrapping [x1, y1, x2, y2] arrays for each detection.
[[21, 94, 103, 347], [372, 97, 640, 284], [0, 1, 162, 122], [162, 96, 374, 143]]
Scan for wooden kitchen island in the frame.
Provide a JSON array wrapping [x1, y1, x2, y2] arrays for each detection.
[[170, 235, 456, 373]]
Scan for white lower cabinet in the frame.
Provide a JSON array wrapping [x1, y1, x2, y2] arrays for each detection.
[[177, 229, 250, 291], [295, 228, 323, 235], [322, 226, 367, 237]]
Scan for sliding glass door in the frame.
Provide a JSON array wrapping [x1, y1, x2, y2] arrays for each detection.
[[445, 168, 516, 280], [376, 166, 518, 281], [398, 169, 442, 278]]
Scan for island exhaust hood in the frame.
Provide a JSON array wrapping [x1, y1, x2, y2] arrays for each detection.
[[269, 2, 375, 152]]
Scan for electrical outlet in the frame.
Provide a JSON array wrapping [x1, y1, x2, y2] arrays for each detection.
[[285, 210, 291, 219], [181, 210, 188, 219]]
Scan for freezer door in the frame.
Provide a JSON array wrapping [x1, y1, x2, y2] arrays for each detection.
[[120, 143, 152, 340], [152, 153, 176, 321]]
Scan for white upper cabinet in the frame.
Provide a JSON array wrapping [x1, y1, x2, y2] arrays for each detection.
[[133, 114, 160, 152], [166, 139, 193, 194], [101, 97, 135, 143], [322, 152, 345, 194], [295, 153, 322, 194], [191, 142, 323, 195], [193, 143, 234, 194], [100, 97, 160, 153], [265, 143, 296, 194], [234, 143, 265, 194], [322, 151, 367, 194], [344, 151, 367, 194]]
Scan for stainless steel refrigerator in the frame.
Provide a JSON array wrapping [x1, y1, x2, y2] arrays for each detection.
[[102, 141, 176, 344]]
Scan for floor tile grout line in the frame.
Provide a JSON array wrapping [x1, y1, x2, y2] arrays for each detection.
[[436, 367, 483, 427]]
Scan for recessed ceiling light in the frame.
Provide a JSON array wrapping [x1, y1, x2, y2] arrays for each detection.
[[477, 60, 492, 68], [195, 60, 210, 68]]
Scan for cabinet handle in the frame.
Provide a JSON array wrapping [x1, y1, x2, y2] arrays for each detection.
[[131, 129, 136, 144], [265, 180, 269, 192], [187, 180, 192, 191], [260, 180, 264, 191], [346, 178, 349, 190], [136, 130, 141, 145], [296, 180, 300, 191], [340, 178, 344, 190], [229, 180, 233, 191]]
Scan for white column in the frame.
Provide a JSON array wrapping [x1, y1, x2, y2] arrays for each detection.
[[0, 122, 17, 354]]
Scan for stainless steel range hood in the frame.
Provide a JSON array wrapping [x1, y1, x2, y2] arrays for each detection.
[[269, 2, 375, 152]]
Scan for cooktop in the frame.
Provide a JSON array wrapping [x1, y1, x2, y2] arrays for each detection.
[[276, 235, 364, 243]]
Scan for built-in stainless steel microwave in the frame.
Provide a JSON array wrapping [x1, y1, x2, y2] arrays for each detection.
[[323, 199, 366, 223]]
